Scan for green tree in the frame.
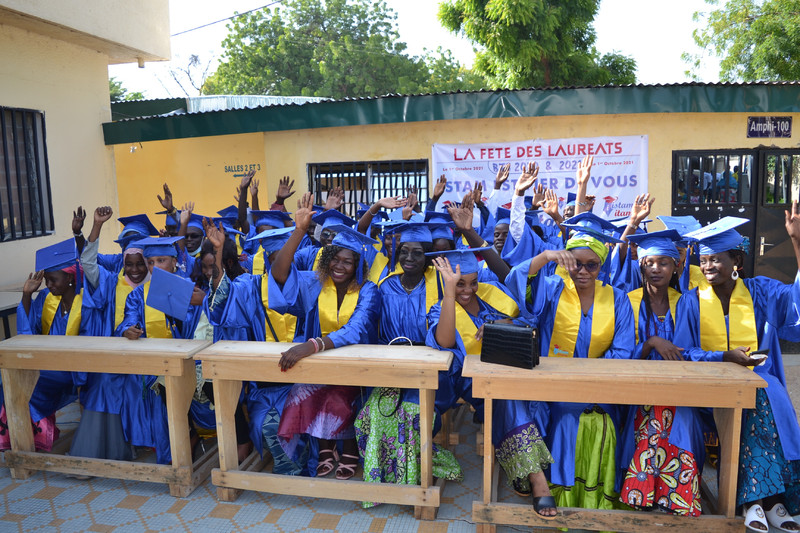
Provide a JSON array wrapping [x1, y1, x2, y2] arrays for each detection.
[[203, 0, 487, 98], [109, 77, 144, 102], [685, 0, 800, 81], [437, 0, 636, 89]]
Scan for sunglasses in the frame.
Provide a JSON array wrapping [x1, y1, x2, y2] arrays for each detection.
[[572, 261, 600, 272]]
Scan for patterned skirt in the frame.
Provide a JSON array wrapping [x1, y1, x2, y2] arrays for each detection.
[[355, 387, 462, 508], [619, 405, 701, 516], [737, 388, 800, 514], [495, 420, 554, 493]]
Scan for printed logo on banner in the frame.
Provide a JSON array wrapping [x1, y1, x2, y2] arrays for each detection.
[[432, 136, 648, 220]]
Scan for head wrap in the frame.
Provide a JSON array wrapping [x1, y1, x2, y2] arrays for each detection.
[[565, 233, 609, 264]]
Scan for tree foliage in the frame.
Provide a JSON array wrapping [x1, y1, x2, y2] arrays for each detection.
[[686, 0, 800, 81], [437, 0, 636, 89], [109, 77, 144, 102], [203, 0, 487, 98]]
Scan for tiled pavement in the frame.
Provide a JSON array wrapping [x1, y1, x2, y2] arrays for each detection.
[[2, 355, 799, 533]]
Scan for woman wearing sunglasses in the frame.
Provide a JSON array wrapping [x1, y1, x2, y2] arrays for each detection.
[[506, 211, 636, 512]]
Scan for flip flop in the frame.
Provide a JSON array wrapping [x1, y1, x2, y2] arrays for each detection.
[[744, 503, 769, 533], [335, 453, 360, 480], [316, 448, 338, 477], [766, 503, 800, 533], [532, 495, 558, 520]]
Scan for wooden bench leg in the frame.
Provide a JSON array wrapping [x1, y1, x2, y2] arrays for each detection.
[[212, 378, 243, 502], [1, 368, 39, 479], [414, 387, 438, 520], [165, 360, 196, 497], [714, 406, 742, 518]]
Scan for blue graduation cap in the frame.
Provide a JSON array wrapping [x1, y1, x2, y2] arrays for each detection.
[[117, 214, 159, 241], [216, 205, 239, 218], [212, 216, 244, 236], [495, 208, 511, 226], [563, 212, 621, 236], [132, 236, 184, 258], [657, 215, 702, 236], [355, 202, 371, 219], [523, 196, 534, 210], [424, 210, 453, 224], [386, 222, 435, 244], [525, 210, 543, 228], [626, 229, 683, 260], [35, 239, 78, 272], [566, 192, 577, 207], [186, 213, 207, 232], [329, 226, 379, 283], [146, 266, 194, 318], [251, 210, 293, 230], [684, 216, 748, 255], [313, 210, 356, 230], [430, 223, 455, 242], [246, 226, 294, 253], [155, 210, 180, 228], [424, 247, 492, 275]]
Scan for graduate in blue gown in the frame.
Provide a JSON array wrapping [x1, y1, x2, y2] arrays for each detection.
[[426, 248, 558, 518], [6, 238, 103, 451], [267, 193, 381, 481], [505, 212, 636, 511], [617, 229, 704, 516], [114, 235, 205, 464], [673, 212, 800, 530]]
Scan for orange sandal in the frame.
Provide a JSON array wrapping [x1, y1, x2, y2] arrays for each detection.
[[335, 453, 359, 480], [316, 448, 338, 477]]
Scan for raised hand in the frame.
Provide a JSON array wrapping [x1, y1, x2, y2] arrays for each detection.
[[786, 199, 800, 241], [94, 206, 113, 225], [531, 182, 546, 209], [402, 187, 418, 220], [239, 169, 256, 192], [204, 219, 226, 250], [471, 182, 484, 208], [433, 174, 447, 199], [542, 189, 561, 222], [448, 195, 475, 232], [629, 193, 654, 226], [494, 163, 510, 190], [377, 195, 407, 210], [576, 155, 594, 186], [23, 271, 44, 295], [157, 183, 174, 212], [249, 178, 260, 198], [544, 249, 577, 272], [72, 206, 86, 235], [295, 192, 317, 232], [514, 162, 539, 196], [276, 176, 295, 203], [324, 186, 344, 211], [180, 202, 195, 225], [432, 256, 461, 291]]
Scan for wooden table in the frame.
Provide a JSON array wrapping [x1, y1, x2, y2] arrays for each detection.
[[0, 335, 212, 497], [462, 354, 766, 533], [0, 292, 23, 339], [197, 341, 452, 518]]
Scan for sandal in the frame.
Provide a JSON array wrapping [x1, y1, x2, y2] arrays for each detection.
[[316, 448, 338, 477], [335, 453, 360, 480], [744, 503, 769, 533], [512, 478, 532, 498], [532, 495, 558, 520], [766, 503, 800, 533]]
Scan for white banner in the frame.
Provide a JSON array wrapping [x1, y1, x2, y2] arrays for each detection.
[[431, 135, 648, 220]]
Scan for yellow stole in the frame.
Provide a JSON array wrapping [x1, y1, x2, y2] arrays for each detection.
[[142, 281, 172, 339], [689, 265, 707, 290], [260, 274, 298, 342], [549, 278, 616, 358], [627, 287, 681, 344], [697, 279, 759, 355], [454, 283, 520, 355], [252, 246, 267, 276], [378, 266, 440, 313], [317, 277, 360, 337], [42, 292, 82, 336], [312, 247, 323, 271], [115, 269, 135, 328]]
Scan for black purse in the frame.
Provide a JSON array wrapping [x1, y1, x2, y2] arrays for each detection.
[[480, 321, 539, 369]]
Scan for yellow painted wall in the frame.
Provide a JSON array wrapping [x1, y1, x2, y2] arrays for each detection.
[[0, 23, 119, 288], [114, 111, 800, 232]]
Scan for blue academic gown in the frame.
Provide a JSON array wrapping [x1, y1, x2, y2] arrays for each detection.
[[505, 259, 636, 487], [673, 273, 800, 463], [114, 284, 204, 464]]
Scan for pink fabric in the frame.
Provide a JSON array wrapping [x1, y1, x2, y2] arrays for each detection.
[[0, 405, 59, 452]]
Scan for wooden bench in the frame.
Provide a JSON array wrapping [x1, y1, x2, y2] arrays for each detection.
[[196, 341, 452, 519], [0, 335, 214, 497], [462, 354, 766, 533]]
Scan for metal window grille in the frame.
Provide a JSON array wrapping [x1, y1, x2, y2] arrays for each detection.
[[672, 150, 755, 207], [0, 106, 54, 242], [308, 160, 429, 218]]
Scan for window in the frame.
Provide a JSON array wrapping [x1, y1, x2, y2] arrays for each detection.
[[673, 151, 755, 207], [764, 153, 800, 205], [0, 106, 54, 241], [308, 160, 429, 218]]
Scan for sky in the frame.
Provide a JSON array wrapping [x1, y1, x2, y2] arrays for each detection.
[[108, 0, 720, 99]]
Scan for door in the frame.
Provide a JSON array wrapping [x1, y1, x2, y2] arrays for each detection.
[[754, 150, 800, 283]]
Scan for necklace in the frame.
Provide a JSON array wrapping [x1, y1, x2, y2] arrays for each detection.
[[400, 275, 421, 294]]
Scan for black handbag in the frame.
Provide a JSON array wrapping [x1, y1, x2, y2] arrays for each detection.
[[480, 321, 539, 369]]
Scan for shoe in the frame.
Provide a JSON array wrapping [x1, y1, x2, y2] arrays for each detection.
[[335, 453, 359, 480], [531, 495, 558, 520], [744, 503, 769, 533], [765, 503, 799, 533], [512, 478, 531, 497], [316, 448, 338, 477]]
